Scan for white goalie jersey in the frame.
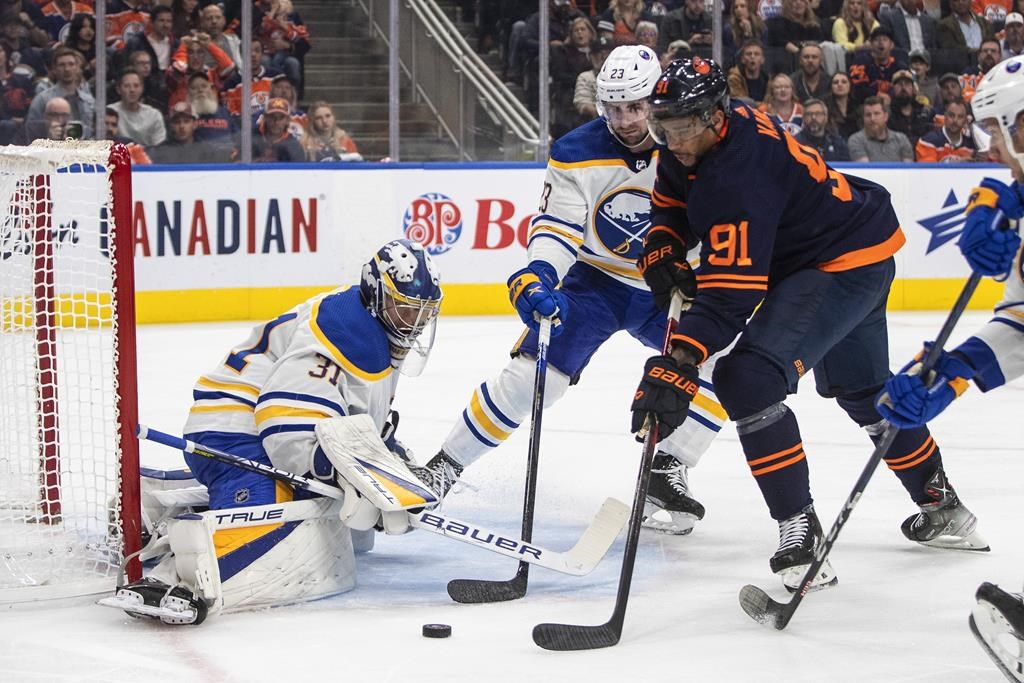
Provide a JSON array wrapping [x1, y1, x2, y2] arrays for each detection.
[[528, 118, 663, 288]]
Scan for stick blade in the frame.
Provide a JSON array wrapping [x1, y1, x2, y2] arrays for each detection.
[[739, 584, 789, 630], [532, 622, 621, 651], [447, 572, 528, 604]]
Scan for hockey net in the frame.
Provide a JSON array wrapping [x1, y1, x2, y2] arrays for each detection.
[[0, 140, 141, 605]]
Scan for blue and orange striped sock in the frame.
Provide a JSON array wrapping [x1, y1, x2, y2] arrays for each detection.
[[881, 427, 942, 505], [738, 405, 811, 521]]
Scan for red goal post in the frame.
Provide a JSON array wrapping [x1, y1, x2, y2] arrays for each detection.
[[0, 140, 141, 604]]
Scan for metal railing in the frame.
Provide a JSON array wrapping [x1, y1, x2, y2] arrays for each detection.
[[360, 0, 540, 160]]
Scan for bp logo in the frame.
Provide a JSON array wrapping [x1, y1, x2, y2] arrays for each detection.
[[402, 192, 463, 256], [594, 187, 651, 260], [917, 189, 967, 253]]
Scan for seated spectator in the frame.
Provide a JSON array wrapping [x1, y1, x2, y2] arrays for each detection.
[[165, 31, 235, 107], [937, 0, 993, 73], [762, 72, 804, 134], [61, 14, 96, 81], [171, 0, 200, 40], [125, 49, 169, 113], [888, 69, 933, 144], [251, 96, 305, 162], [766, 0, 825, 63], [122, 6, 177, 73], [40, 0, 91, 44], [728, 39, 770, 103], [879, 0, 937, 58], [573, 35, 613, 122], [0, 43, 34, 123], [106, 0, 154, 50], [973, 0, 1010, 28], [723, 0, 768, 60], [200, 3, 242, 72], [26, 47, 93, 137], [103, 107, 152, 165], [255, 0, 310, 93], [791, 42, 830, 102], [849, 25, 906, 100], [914, 97, 977, 161], [0, 12, 46, 80], [186, 71, 234, 144], [960, 37, 1001, 101], [109, 68, 166, 146], [149, 101, 229, 163], [302, 101, 361, 161], [634, 20, 659, 50], [1003, 11, 1024, 58], [931, 70, 964, 123], [833, 0, 879, 52], [256, 73, 305, 140], [825, 70, 860, 137], [507, 0, 583, 86], [597, 0, 659, 47], [222, 39, 280, 117], [14, 96, 80, 143], [908, 48, 938, 105], [662, 0, 712, 56], [848, 95, 914, 160], [796, 97, 852, 159], [552, 15, 595, 137]]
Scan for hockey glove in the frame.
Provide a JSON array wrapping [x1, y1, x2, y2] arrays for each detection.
[[960, 178, 1023, 277], [381, 409, 413, 464], [637, 228, 695, 312], [507, 261, 568, 336], [876, 342, 974, 429], [630, 354, 700, 440]]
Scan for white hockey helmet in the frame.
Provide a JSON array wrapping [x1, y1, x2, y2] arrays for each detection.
[[595, 45, 663, 115], [971, 55, 1024, 172]]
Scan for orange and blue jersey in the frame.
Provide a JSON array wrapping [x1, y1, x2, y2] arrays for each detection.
[[651, 101, 904, 362]]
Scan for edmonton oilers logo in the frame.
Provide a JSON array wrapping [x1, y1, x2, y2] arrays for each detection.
[[403, 192, 463, 256], [594, 188, 652, 260]]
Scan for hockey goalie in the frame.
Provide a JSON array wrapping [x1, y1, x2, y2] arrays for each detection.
[[100, 239, 447, 625]]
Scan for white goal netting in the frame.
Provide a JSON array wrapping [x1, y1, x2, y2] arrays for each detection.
[[0, 140, 138, 604]]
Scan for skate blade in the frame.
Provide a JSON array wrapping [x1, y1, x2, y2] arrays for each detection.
[[970, 602, 1024, 682], [778, 562, 838, 594], [97, 591, 201, 625], [918, 528, 990, 552], [641, 504, 697, 536]]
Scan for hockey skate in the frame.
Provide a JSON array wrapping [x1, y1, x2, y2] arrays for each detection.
[[643, 453, 705, 535], [98, 577, 208, 626], [901, 468, 989, 551], [770, 504, 838, 593], [970, 582, 1024, 682], [408, 450, 463, 502]]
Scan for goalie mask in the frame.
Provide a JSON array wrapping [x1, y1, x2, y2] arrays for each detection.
[[360, 239, 443, 375]]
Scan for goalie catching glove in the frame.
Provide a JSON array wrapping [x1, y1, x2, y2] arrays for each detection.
[[631, 354, 700, 439], [507, 261, 568, 335], [637, 228, 695, 312]]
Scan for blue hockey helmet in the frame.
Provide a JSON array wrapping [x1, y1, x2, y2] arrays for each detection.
[[360, 239, 443, 361]]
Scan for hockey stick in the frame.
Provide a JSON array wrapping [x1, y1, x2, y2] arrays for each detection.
[[447, 316, 553, 603], [137, 425, 628, 577], [532, 291, 685, 650], [739, 270, 984, 630]]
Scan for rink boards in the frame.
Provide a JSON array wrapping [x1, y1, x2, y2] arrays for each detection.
[[125, 162, 1014, 323]]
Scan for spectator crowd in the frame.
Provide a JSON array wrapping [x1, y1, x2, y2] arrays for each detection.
[[0, 0, 363, 163], [480, 0, 1016, 161]]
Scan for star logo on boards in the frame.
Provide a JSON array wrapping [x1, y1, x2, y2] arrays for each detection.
[[917, 189, 967, 253]]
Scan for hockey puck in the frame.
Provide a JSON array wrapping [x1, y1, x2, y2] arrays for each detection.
[[422, 623, 452, 638]]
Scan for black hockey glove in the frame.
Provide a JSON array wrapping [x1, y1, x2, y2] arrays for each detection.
[[630, 354, 700, 440], [637, 229, 695, 312]]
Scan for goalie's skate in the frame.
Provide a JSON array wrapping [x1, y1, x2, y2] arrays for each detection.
[[642, 454, 705, 535], [408, 450, 463, 503], [97, 577, 208, 626], [901, 468, 989, 552], [970, 582, 1024, 682], [770, 505, 838, 593]]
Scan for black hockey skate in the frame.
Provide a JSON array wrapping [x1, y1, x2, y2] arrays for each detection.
[[643, 453, 705, 535], [409, 450, 463, 502], [901, 468, 989, 551], [97, 577, 207, 625], [970, 582, 1024, 682], [770, 504, 838, 593]]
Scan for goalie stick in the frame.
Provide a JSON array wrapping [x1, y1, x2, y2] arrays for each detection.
[[137, 425, 629, 577], [532, 291, 684, 650], [739, 270, 985, 630], [447, 317, 552, 604]]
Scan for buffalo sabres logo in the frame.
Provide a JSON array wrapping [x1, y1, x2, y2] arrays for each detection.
[[594, 187, 652, 260]]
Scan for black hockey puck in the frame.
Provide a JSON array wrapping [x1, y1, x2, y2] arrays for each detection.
[[422, 623, 452, 638]]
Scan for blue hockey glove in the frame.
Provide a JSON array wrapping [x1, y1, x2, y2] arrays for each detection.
[[631, 355, 699, 440], [507, 261, 568, 335], [876, 342, 974, 428], [960, 178, 1023, 276]]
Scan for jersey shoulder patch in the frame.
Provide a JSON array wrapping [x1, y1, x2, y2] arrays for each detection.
[[549, 118, 632, 166], [310, 288, 393, 380]]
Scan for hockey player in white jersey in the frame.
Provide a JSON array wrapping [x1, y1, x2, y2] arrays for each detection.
[[876, 56, 1024, 681], [418, 45, 729, 535], [104, 239, 444, 624]]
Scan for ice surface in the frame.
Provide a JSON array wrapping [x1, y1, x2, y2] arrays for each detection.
[[1, 311, 1020, 682]]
